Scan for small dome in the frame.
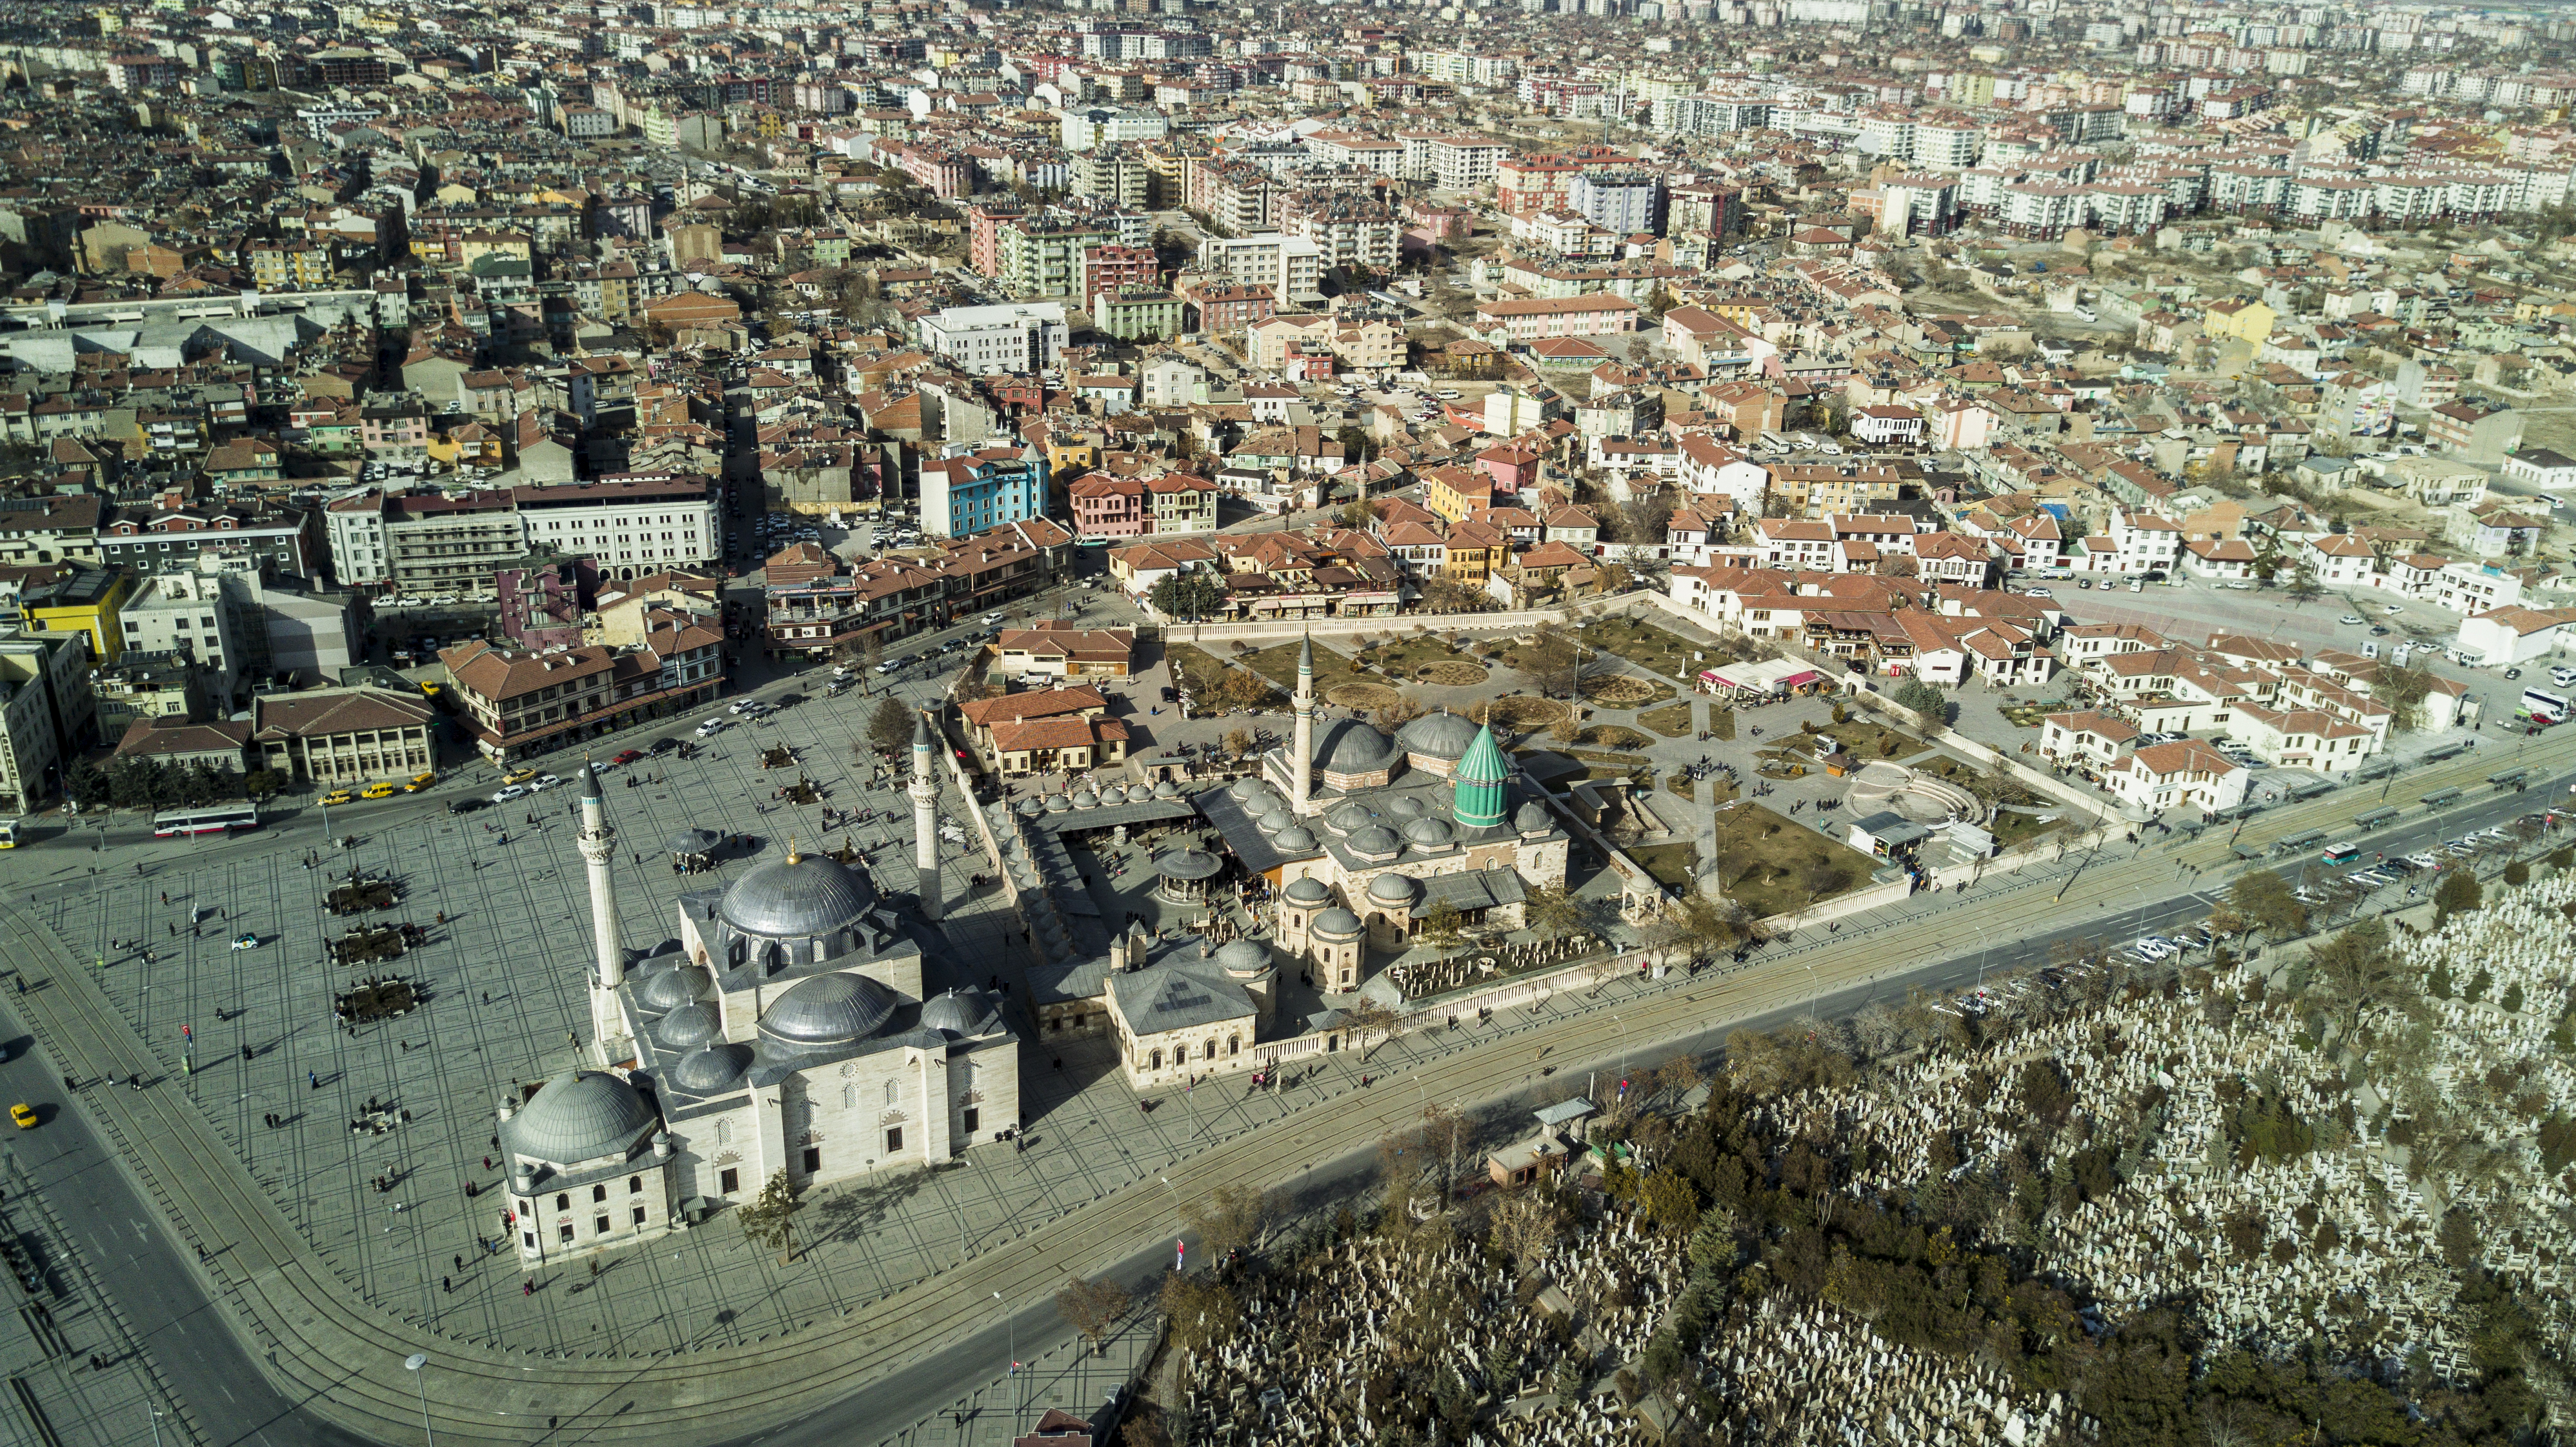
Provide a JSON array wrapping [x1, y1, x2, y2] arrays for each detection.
[[1368, 872, 1421, 907], [1100, 784, 1129, 805], [1152, 779, 1180, 798], [760, 971, 900, 1047], [1402, 816, 1456, 849], [1347, 825, 1402, 861], [1154, 846, 1224, 882], [1396, 709, 1482, 762], [1258, 809, 1295, 834], [1044, 793, 1071, 812], [1386, 796, 1427, 820], [1313, 718, 1396, 773], [1516, 800, 1553, 834], [501, 1071, 654, 1166], [1283, 877, 1331, 906], [638, 964, 710, 1013], [668, 1042, 752, 1095], [1238, 784, 1282, 815], [652, 1001, 722, 1050], [920, 987, 995, 1038], [1214, 939, 1270, 976], [1015, 796, 1044, 816], [720, 853, 878, 940], [1274, 825, 1318, 853], [1323, 800, 1376, 835], [1072, 789, 1100, 809], [1229, 776, 1265, 800], [1313, 907, 1364, 940]]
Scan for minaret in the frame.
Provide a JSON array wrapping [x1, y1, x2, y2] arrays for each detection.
[[1291, 630, 1314, 813], [575, 762, 630, 1066], [910, 708, 942, 922]]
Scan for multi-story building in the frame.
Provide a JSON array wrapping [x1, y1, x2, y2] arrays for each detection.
[[382, 491, 525, 598], [1071, 145, 1151, 208], [1176, 277, 1278, 334], [917, 303, 1068, 376], [1061, 106, 1169, 152], [1567, 172, 1666, 236], [439, 619, 723, 764], [919, 447, 1051, 539], [247, 685, 439, 785], [1194, 234, 1324, 305], [1472, 294, 1641, 344], [514, 476, 719, 582], [998, 216, 1121, 299], [1090, 288, 1186, 342], [0, 632, 95, 813]]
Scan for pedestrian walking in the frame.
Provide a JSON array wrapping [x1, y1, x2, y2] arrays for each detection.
[[443, 1275, 451, 1293], [308, 1070, 319, 1090]]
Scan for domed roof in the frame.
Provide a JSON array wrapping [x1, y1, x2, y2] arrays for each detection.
[[1397, 709, 1482, 761], [1324, 800, 1376, 835], [1228, 776, 1265, 800], [638, 964, 711, 1013], [1312, 718, 1396, 773], [652, 1001, 722, 1051], [1214, 939, 1271, 976], [668, 1042, 752, 1095], [1386, 796, 1427, 820], [1283, 876, 1331, 905], [1258, 809, 1295, 834], [1347, 825, 1402, 860], [920, 987, 995, 1038], [1154, 846, 1224, 881], [1100, 784, 1129, 805], [1274, 825, 1318, 853], [1402, 816, 1456, 849], [1313, 907, 1364, 939], [1152, 779, 1180, 798], [1517, 799, 1553, 833], [1072, 789, 1099, 809], [720, 853, 878, 939], [503, 1071, 654, 1166], [760, 971, 900, 1047], [1367, 871, 1421, 906], [1238, 784, 1282, 815]]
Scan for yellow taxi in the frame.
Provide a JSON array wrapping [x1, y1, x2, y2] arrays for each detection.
[[360, 782, 399, 800], [502, 767, 538, 785], [10, 1104, 37, 1130], [319, 789, 357, 807], [403, 772, 437, 793]]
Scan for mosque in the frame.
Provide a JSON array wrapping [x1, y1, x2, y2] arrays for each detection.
[[491, 715, 1018, 1269], [1086, 636, 1573, 1090]]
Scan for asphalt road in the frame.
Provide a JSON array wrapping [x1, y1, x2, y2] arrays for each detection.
[[11, 764, 2560, 1447], [0, 1018, 378, 1447]]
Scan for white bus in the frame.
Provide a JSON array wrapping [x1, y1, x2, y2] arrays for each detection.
[[2517, 688, 2570, 727], [151, 804, 261, 838]]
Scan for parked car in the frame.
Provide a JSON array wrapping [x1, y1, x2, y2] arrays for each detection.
[[320, 789, 356, 807], [490, 784, 529, 804], [2339, 614, 2365, 625], [611, 749, 643, 766]]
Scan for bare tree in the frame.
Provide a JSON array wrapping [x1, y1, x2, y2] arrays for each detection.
[[1055, 1275, 1131, 1355], [1183, 1184, 1268, 1261], [1485, 1190, 1563, 1272]]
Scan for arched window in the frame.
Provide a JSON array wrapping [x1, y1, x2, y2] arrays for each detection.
[[1149, 1048, 1163, 1070], [714, 1118, 731, 1145], [883, 1079, 898, 1107], [591, 1184, 608, 1204], [628, 1176, 643, 1195], [1227, 1035, 1240, 1056], [841, 1083, 857, 1111], [957, 1061, 974, 1093], [554, 1193, 569, 1211]]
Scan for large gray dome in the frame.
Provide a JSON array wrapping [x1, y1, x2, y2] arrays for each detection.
[[652, 1001, 722, 1051], [1284, 876, 1331, 906], [1397, 710, 1482, 761], [638, 964, 711, 1013], [1516, 800, 1553, 834], [1311, 718, 1395, 773], [1369, 871, 1422, 907], [760, 970, 900, 1046], [503, 1071, 655, 1166], [920, 987, 994, 1038], [668, 1042, 752, 1095], [1324, 800, 1376, 835], [1274, 825, 1318, 853], [1313, 907, 1363, 939], [721, 853, 878, 939], [1402, 816, 1456, 849], [1214, 939, 1270, 975]]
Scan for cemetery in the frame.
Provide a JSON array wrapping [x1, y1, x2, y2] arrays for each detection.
[[1148, 864, 2574, 1444]]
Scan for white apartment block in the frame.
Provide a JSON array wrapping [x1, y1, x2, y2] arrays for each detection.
[[515, 476, 719, 581], [917, 302, 1069, 376], [1194, 234, 1324, 304]]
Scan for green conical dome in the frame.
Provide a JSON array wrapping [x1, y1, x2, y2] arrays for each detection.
[[1451, 723, 1509, 829]]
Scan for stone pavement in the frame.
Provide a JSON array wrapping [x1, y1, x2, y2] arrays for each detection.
[[1, 725, 2567, 1446]]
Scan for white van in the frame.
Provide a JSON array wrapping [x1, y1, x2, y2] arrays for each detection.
[[2552, 665, 2576, 690], [2361, 642, 2379, 660]]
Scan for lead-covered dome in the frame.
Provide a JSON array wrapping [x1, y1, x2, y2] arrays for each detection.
[[760, 970, 900, 1047], [668, 1042, 752, 1095], [638, 963, 711, 1013], [1403, 816, 1456, 849], [1324, 800, 1376, 835], [503, 1071, 656, 1165], [1312, 718, 1396, 773], [1214, 939, 1271, 976], [1284, 876, 1331, 906], [1347, 825, 1403, 862], [1516, 799, 1553, 834], [1274, 825, 1318, 853], [1313, 907, 1364, 940], [652, 1001, 722, 1051], [920, 986, 996, 1038], [721, 853, 878, 939], [1368, 872, 1422, 907], [1397, 709, 1482, 762]]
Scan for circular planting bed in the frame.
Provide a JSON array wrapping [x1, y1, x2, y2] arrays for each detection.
[[1326, 683, 1405, 709], [1579, 674, 1674, 707], [1419, 660, 1490, 686], [1578, 725, 1653, 749], [1473, 696, 1570, 729]]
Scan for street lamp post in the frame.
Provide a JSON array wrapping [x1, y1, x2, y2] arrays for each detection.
[[992, 1291, 1015, 1427], [403, 1354, 434, 1447]]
